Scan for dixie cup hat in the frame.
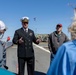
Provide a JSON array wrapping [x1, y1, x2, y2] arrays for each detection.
[[0, 21, 6, 31]]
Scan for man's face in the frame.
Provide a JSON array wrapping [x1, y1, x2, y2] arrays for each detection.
[[22, 22, 28, 29], [56, 26, 62, 32]]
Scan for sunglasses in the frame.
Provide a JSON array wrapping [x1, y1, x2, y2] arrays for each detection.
[[3, 29, 6, 31], [23, 22, 28, 24]]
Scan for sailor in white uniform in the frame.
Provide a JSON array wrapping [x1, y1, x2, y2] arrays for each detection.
[[0, 20, 8, 69]]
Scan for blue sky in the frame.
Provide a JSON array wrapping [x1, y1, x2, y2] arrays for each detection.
[[0, 0, 76, 40]]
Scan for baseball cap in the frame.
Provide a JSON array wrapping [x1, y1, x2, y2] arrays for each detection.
[[56, 24, 62, 27]]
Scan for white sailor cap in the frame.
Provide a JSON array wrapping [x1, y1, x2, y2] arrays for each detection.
[[0, 21, 6, 31]]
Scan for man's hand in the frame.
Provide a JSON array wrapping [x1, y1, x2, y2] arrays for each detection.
[[36, 38, 41, 43], [18, 37, 24, 44]]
